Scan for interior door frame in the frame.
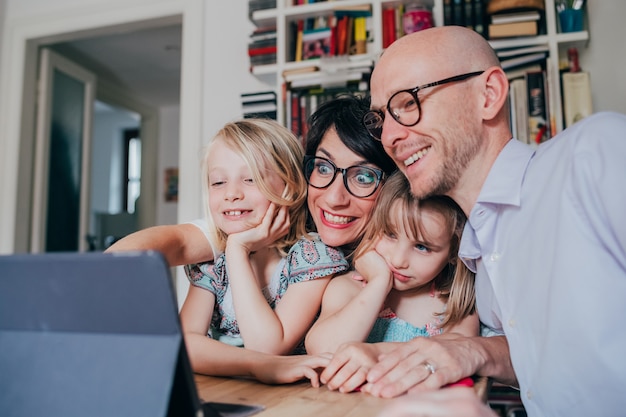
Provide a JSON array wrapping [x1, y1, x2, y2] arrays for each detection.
[[0, 0, 205, 253], [31, 48, 96, 253]]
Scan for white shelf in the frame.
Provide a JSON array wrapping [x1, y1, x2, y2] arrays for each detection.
[[248, 0, 590, 134]]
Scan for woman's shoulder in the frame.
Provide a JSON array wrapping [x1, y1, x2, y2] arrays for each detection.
[[287, 233, 347, 264], [282, 234, 349, 282]]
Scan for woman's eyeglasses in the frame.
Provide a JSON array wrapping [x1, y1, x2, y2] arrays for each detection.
[[362, 71, 485, 140], [304, 155, 384, 198]]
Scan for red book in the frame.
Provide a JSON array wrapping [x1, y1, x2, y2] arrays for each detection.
[[329, 15, 337, 56], [383, 7, 397, 48], [336, 15, 349, 55], [248, 46, 277, 56]]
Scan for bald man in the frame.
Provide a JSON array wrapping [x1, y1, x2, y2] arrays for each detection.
[[342, 26, 626, 417]]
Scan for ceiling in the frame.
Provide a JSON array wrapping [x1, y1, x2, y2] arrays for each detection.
[[50, 23, 182, 108]]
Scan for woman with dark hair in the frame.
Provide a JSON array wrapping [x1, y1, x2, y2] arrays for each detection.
[[106, 94, 397, 385]]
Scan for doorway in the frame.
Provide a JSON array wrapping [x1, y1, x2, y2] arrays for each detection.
[[24, 18, 183, 252]]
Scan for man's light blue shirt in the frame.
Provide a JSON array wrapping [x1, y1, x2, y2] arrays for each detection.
[[459, 112, 626, 417]]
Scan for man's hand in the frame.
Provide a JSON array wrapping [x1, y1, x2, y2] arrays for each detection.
[[362, 334, 485, 398]]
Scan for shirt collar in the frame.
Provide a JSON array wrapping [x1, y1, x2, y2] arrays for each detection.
[[460, 139, 535, 269], [474, 138, 535, 208]]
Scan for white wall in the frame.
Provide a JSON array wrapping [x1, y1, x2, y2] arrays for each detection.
[[156, 105, 180, 226], [580, 0, 626, 115]]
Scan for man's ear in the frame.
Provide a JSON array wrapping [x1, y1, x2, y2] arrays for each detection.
[[481, 66, 509, 121]]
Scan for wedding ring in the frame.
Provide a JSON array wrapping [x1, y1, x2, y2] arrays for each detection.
[[422, 361, 436, 375]]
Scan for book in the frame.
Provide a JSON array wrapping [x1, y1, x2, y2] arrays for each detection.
[[295, 20, 304, 61], [488, 20, 537, 39], [505, 63, 542, 81], [472, 0, 488, 37], [491, 10, 540, 25], [510, 78, 529, 143], [562, 71, 593, 127], [382, 7, 396, 48], [282, 65, 319, 80], [526, 70, 549, 144], [500, 52, 547, 71], [288, 68, 370, 89], [353, 16, 367, 55], [302, 28, 332, 60], [241, 91, 277, 104], [496, 44, 549, 59]]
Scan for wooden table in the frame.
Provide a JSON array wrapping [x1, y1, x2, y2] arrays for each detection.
[[195, 374, 490, 417]]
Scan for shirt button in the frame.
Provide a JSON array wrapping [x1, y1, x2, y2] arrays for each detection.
[[490, 252, 500, 262], [527, 390, 533, 400], [508, 319, 516, 328]]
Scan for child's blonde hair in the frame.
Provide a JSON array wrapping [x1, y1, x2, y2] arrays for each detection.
[[201, 118, 308, 256], [355, 171, 475, 328]]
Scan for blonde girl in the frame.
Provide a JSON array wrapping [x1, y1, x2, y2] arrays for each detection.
[[180, 119, 348, 381]]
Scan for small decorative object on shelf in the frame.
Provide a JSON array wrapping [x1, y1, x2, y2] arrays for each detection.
[[555, 0, 585, 32], [402, 4, 434, 35]]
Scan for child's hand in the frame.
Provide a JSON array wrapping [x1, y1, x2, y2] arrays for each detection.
[[320, 342, 382, 393], [251, 354, 330, 387], [354, 250, 393, 293], [227, 203, 290, 254]]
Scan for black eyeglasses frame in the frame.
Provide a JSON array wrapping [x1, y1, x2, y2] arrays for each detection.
[[303, 155, 385, 198], [363, 70, 485, 140]]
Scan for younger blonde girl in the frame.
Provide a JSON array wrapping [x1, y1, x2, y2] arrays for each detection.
[[306, 171, 478, 392]]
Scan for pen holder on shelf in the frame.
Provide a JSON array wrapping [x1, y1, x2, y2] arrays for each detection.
[[558, 8, 584, 33]]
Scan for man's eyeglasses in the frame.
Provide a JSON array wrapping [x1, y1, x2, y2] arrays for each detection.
[[362, 71, 485, 140], [304, 155, 385, 198]]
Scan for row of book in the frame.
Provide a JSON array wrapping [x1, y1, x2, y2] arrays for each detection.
[[443, 0, 489, 38], [248, 25, 277, 66], [443, 0, 546, 40], [248, 0, 276, 15], [289, 6, 372, 63], [488, 9, 544, 39], [500, 45, 551, 145], [500, 44, 593, 146], [241, 91, 277, 120], [286, 85, 368, 142]]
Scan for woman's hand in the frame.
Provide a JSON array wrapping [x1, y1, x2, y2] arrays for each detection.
[[227, 203, 290, 254]]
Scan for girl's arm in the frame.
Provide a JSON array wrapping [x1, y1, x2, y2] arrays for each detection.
[[227, 242, 332, 354], [106, 223, 214, 266], [305, 250, 393, 355], [224, 207, 344, 354], [180, 285, 328, 384], [444, 312, 480, 337]]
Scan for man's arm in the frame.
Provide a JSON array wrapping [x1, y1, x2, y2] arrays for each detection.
[[362, 334, 516, 398]]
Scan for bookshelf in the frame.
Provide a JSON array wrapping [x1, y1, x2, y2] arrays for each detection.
[[248, 0, 589, 137]]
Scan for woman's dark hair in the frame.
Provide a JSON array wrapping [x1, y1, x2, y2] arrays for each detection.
[[305, 94, 397, 176]]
